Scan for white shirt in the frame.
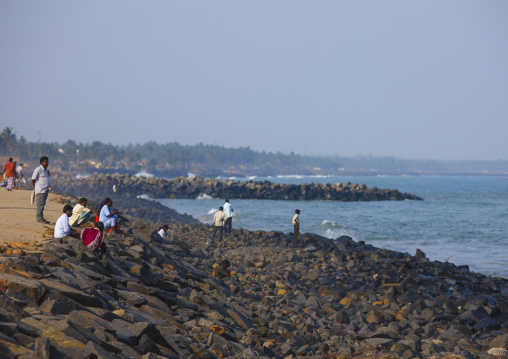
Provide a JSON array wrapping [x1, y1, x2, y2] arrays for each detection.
[[32, 165, 50, 194], [99, 205, 112, 223], [223, 202, 233, 217], [157, 228, 166, 238], [54, 213, 71, 238]]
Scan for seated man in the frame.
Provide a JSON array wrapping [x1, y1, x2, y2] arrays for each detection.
[[55, 205, 81, 239], [150, 224, 169, 242], [99, 198, 121, 233], [157, 224, 169, 238], [69, 197, 94, 227]]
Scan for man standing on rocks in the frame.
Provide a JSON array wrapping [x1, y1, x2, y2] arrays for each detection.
[[32, 156, 51, 223], [210, 206, 227, 243], [292, 209, 300, 245], [223, 199, 233, 234]]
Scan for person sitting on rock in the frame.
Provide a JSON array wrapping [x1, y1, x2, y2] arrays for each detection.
[[213, 259, 231, 280], [54, 205, 81, 239], [81, 221, 107, 257], [69, 197, 94, 227], [99, 197, 121, 234], [151, 224, 169, 242], [157, 224, 169, 238]]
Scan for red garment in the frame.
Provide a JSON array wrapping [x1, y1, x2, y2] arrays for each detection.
[[3, 162, 15, 178], [81, 228, 106, 257]]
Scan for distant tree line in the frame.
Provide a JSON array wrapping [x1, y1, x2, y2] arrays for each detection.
[[1, 126, 507, 175]]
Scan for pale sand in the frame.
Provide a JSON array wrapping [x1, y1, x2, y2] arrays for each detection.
[[0, 188, 66, 245]]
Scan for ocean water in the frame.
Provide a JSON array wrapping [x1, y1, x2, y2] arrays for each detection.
[[157, 175, 508, 278]]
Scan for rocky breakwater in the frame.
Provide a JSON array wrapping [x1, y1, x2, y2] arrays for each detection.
[[0, 219, 506, 358], [52, 173, 423, 201]]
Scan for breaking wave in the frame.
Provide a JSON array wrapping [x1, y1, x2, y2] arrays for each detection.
[[135, 171, 154, 177], [197, 193, 214, 200]]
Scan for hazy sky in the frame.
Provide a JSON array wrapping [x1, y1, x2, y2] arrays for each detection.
[[1, 1, 507, 161]]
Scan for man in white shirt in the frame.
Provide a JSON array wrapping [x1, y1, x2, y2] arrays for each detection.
[[31, 156, 51, 223], [223, 199, 233, 234], [54, 205, 81, 239], [158, 224, 169, 238], [292, 209, 300, 246], [16, 163, 23, 182]]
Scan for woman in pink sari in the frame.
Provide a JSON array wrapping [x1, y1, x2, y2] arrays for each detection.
[[81, 221, 107, 257]]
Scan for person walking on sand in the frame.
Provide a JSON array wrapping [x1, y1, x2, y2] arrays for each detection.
[[16, 162, 24, 184], [292, 209, 300, 245], [2, 158, 16, 191], [210, 206, 227, 243], [223, 199, 233, 234], [32, 156, 51, 223], [54, 205, 81, 239]]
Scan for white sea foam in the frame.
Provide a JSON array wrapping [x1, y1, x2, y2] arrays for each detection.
[[207, 208, 217, 214], [247, 176, 257, 180], [228, 176, 236, 180], [197, 193, 214, 200], [75, 174, 90, 179], [136, 194, 152, 200], [187, 172, 196, 178], [135, 171, 154, 177], [277, 175, 304, 179]]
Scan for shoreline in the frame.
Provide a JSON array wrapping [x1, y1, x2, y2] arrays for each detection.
[[0, 187, 507, 358]]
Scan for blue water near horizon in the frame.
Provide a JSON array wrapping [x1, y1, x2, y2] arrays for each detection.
[[156, 175, 508, 278]]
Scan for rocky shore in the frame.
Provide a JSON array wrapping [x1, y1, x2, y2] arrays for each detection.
[[51, 173, 423, 202], [0, 192, 506, 358]]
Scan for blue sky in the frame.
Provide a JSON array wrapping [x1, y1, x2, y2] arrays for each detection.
[[1, 1, 507, 160]]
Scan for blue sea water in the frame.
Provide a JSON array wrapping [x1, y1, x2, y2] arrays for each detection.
[[157, 175, 508, 278]]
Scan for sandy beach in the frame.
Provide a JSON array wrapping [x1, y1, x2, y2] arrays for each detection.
[[0, 188, 64, 244]]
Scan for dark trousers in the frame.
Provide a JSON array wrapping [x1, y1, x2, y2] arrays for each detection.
[[67, 232, 81, 239], [224, 217, 232, 234], [293, 225, 299, 244], [36, 192, 48, 221], [211, 226, 223, 242]]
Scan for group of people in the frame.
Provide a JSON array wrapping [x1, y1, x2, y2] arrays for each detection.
[[27, 155, 121, 258], [53, 198, 107, 257], [27, 155, 302, 282], [2, 158, 25, 191]]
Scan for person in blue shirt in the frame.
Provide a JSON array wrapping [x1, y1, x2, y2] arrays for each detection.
[[223, 199, 233, 234], [99, 197, 121, 233]]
